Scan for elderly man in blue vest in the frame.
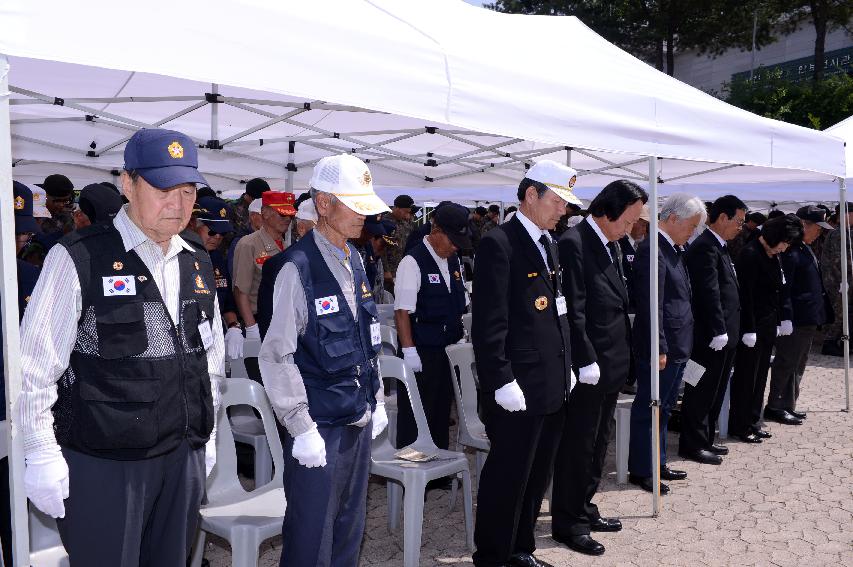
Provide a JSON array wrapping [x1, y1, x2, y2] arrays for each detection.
[[259, 154, 390, 567]]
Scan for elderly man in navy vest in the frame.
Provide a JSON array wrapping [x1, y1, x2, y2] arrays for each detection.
[[628, 193, 705, 494], [258, 154, 390, 567], [17, 128, 224, 565], [394, 203, 470, 451]]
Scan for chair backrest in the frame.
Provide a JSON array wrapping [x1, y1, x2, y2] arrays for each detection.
[[207, 378, 284, 501], [374, 356, 438, 454], [444, 343, 484, 432], [227, 338, 263, 379], [461, 313, 473, 341], [380, 325, 398, 356], [376, 304, 396, 328]]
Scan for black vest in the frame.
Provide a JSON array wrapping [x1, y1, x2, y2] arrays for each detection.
[[52, 225, 216, 460], [408, 243, 466, 348]]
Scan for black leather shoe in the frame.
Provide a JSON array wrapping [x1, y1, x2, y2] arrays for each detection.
[[733, 432, 763, 443], [509, 552, 555, 567], [660, 466, 687, 481], [589, 517, 622, 532], [679, 448, 723, 465], [708, 444, 729, 455], [788, 409, 807, 420], [751, 427, 772, 439], [552, 533, 605, 556], [629, 474, 670, 494], [763, 407, 803, 425]]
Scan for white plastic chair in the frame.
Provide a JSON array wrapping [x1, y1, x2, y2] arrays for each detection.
[[190, 378, 286, 567], [461, 313, 473, 341], [444, 344, 489, 478], [379, 325, 400, 446], [28, 507, 69, 567], [380, 325, 398, 356], [376, 304, 396, 328], [227, 339, 273, 487], [371, 356, 474, 567]]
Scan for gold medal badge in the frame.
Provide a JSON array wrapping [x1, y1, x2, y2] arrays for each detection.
[[112, 261, 123, 271], [534, 296, 548, 311]]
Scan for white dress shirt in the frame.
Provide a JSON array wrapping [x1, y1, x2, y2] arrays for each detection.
[[708, 227, 727, 248], [515, 209, 551, 266], [18, 206, 225, 456], [394, 236, 451, 313], [586, 215, 613, 260]]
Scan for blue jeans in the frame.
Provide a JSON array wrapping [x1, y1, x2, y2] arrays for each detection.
[[628, 358, 685, 478]]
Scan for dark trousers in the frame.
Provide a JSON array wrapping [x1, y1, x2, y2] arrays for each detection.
[[552, 385, 620, 536], [472, 398, 565, 567], [396, 346, 453, 450], [629, 359, 686, 478], [768, 325, 817, 411], [729, 320, 777, 436], [679, 344, 737, 453], [281, 423, 372, 567], [57, 440, 205, 567]]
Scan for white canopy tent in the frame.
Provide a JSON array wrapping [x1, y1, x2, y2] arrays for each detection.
[[0, 0, 848, 562]]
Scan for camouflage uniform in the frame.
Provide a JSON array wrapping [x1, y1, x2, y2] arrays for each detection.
[[480, 218, 497, 239], [384, 217, 414, 278], [727, 226, 756, 260], [820, 227, 852, 341]]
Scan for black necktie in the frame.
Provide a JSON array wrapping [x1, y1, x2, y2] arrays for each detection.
[[539, 235, 559, 286], [608, 241, 623, 275]]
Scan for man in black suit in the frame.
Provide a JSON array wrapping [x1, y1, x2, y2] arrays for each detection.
[[678, 195, 747, 465], [552, 180, 647, 557], [472, 160, 580, 567], [628, 193, 705, 494]]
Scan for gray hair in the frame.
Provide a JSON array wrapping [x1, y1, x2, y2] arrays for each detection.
[[309, 187, 339, 208], [660, 193, 707, 225]]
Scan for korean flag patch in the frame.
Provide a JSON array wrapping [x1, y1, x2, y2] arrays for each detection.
[[315, 295, 340, 316], [103, 275, 136, 296], [428, 274, 441, 284]]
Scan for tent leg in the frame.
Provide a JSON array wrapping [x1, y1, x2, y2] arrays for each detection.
[[648, 156, 661, 516], [286, 141, 295, 193], [210, 83, 219, 147], [0, 53, 32, 566], [841, 178, 850, 412]]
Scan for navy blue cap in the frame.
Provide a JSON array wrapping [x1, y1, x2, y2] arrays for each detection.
[[124, 128, 207, 189], [195, 196, 234, 234], [363, 214, 388, 237], [13, 181, 38, 234]]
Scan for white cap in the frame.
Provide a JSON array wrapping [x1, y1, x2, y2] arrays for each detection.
[[296, 198, 318, 222], [526, 160, 582, 206], [248, 198, 262, 214], [309, 154, 391, 216], [31, 186, 51, 218]]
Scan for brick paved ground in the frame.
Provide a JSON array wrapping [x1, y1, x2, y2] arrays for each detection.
[[204, 352, 852, 566]]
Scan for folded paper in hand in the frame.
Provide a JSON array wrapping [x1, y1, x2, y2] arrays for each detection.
[[682, 359, 706, 387]]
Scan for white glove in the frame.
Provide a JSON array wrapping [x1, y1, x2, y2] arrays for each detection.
[[24, 445, 70, 519], [578, 362, 601, 385], [741, 333, 757, 347], [402, 347, 423, 373], [709, 334, 728, 351], [570, 368, 578, 392], [292, 424, 326, 468], [244, 324, 261, 341], [205, 436, 217, 478], [494, 380, 526, 412], [779, 320, 793, 336], [372, 402, 388, 439], [225, 327, 245, 360]]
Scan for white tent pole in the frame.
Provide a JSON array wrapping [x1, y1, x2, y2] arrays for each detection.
[[648, 156, 662, 516], [840, 178, 850, 412], [285, 141, 295, 193], [0, 53, 31, 566], [499, 201, 504, 223], [566, 147, 572, 167], [210, 83, 219, 146]]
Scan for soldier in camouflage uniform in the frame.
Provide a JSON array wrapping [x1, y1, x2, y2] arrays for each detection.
[[479, 204, 500, 238], [819, 204, 853, 355], [384, 194, 415, 286], [230, 177, 269, 235]]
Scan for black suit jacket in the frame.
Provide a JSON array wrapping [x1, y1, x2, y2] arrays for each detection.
[[472, 216, 572, 415], [632, 233, 694, 363], [780, 241, 832, 327], [736, 238, 791, 332], [559, 219, 632, 394], [685, 229, 741, 347]]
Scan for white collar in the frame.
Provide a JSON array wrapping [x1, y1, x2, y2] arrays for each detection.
[[516, 209, 548, 245], [422, 235, 447, 265], [586, 215, 611, 249], [660, 229, 676, 249], [113, 206, 194, 255], [708, 227, 727, 248]]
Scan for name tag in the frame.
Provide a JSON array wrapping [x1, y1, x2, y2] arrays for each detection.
[[198, 320, 214, 350], [315, 295, 340, 316], [427, 274, 441, 284], [102, 276, 136, 296], [370, 321, 382, 346], [556, 296, 567, 316]]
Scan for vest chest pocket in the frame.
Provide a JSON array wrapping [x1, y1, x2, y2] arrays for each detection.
[[317, 314, 358, 372], [183, 300, 215, 352], [77, 375, 162, 450], [95, 302, 149, 359]]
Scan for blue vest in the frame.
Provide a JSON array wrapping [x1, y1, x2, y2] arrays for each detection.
[[285, 232, 381, 427], [409, 243, 466, 348]]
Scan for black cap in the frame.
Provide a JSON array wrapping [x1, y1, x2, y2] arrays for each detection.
[[100, 181, 120, 195], [796, 205, 833, 229], [246, 178, 270, 200], [43, 174, 74, 198], [393, 194, 414, 209], [433, 203, 472, 250], [195, 196, 235, 234], [79, 183, 124, 224], [196, 186, 217, 200], [363, 214, 388, 237], [13, 181, 38, 234]]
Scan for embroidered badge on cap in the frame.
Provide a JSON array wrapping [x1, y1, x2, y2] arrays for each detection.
[[102, 276, 136, 296], [113, 261, 123, 271], [362, 171, 372, 185], [14, 196, 24, 210], [534, 296, 548, 311], [168, 141, 184, 159], [569, 175, 577, 188], [428, 274, 441, 284], [219, 208, 227, 218], [315, 295, 340, 316]]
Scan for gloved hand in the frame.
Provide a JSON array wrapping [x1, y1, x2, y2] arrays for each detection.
[[292, 424, 326, 468], [244, 324, 261, 341], [494, 380, 526, 412], [779, 320, 793, 336], [372, 402, 388, 439], [205, 436, 217, 478], [578, 362, 601, 385], [24, 445, 70, 519], [569, 368, 578, 392], [225, 327, 245, 360], [402, 347, 423, 373], [741, 333, 757, 347], [709, 334, 728, 351]]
